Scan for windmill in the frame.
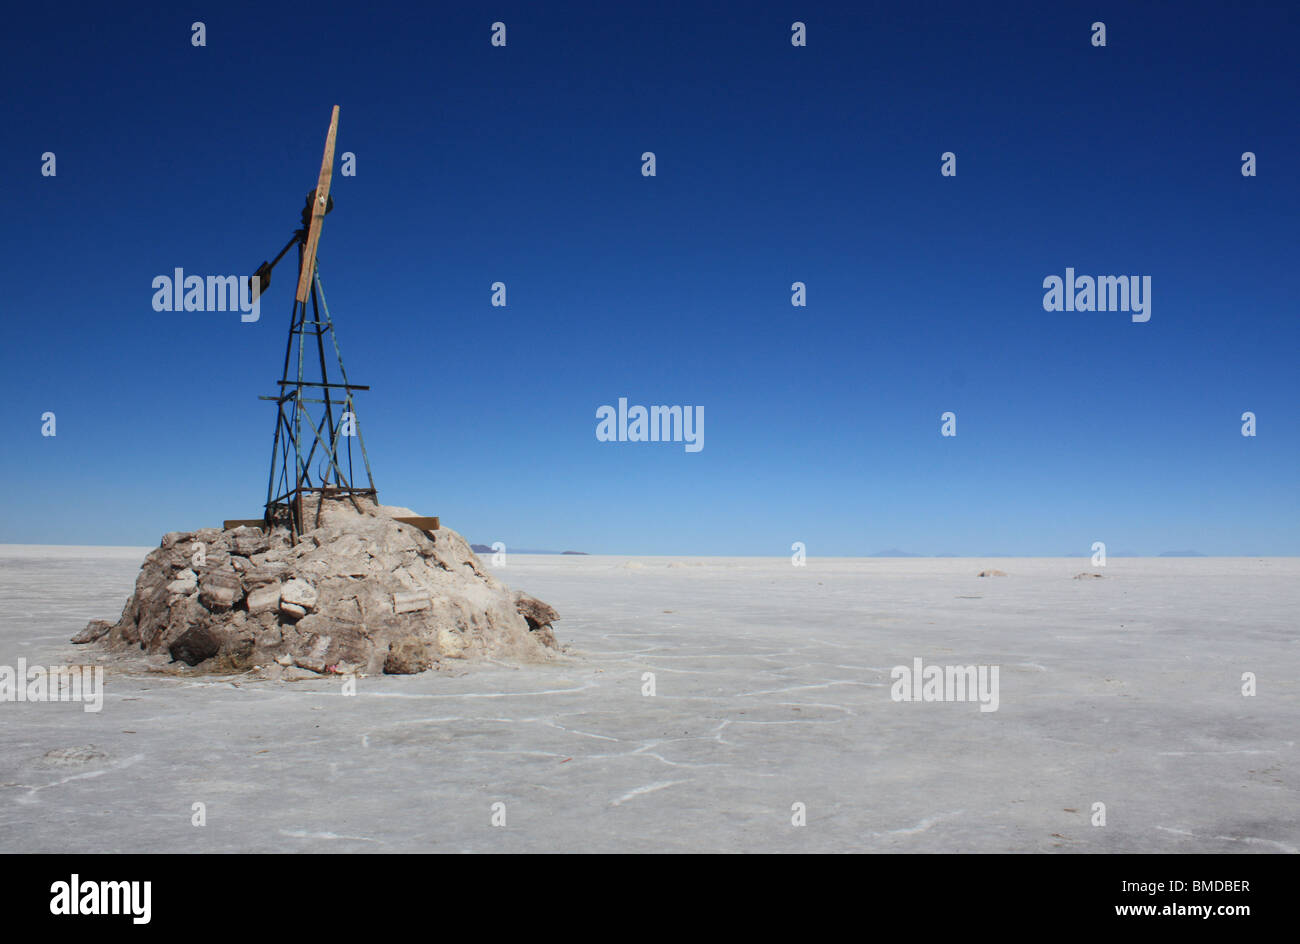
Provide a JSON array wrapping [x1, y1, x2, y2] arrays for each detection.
[[224, 106, 438, 542]]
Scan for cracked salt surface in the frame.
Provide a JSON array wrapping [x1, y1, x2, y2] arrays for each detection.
[[0, 548, 1296, 852]]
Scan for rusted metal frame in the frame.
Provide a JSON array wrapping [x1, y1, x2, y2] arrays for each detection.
[[263, 393, 286, 526], [288, 400, 353, 518], [258, 107, 379, 540], [310, 275, 336, 493], [314, 270, 376, 494]]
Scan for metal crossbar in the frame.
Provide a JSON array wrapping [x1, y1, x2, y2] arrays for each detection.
[[261, 254, 377, 540]]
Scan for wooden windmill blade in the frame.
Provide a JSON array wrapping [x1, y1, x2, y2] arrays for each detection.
[[295, 105, 340, 303]]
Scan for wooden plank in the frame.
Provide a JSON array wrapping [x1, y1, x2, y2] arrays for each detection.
[[394, 516, 440, 531], [295, 105, 340, 303], [224, 515, 438, 532], [223, 519, 266, 530]]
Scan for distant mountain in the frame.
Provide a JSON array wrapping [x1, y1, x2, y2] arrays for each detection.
[[471, 543, 588, 556], [872, 548, 923, 557], [1158, 550, 1207, 557], [1058, 552, 1139, 558]]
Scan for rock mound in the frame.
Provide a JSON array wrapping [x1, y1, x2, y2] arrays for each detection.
[[75, 499, 561, 676]]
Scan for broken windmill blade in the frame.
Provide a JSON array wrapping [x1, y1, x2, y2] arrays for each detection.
[[228, 105, 437, 542]]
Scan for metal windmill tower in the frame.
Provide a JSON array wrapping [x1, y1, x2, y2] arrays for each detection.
[[239, 106, 379, 540], [224, 107, 438, 541]]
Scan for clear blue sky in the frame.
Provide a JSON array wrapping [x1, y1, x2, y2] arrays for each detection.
[[2, 1, 1296, 555]]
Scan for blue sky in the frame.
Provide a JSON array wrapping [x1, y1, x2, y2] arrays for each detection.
[[2, 1, 1296, 554]]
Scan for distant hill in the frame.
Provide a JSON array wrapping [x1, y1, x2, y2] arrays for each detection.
[[872, 548, 923, 557], [1158, 550, 1207, 557], [471, 543, 588, 555]]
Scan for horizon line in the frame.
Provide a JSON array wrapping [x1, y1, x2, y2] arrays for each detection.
[[0, 543, 1294, 560]]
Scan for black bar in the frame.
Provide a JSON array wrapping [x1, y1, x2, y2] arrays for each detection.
[[276, 381, 370, 390]]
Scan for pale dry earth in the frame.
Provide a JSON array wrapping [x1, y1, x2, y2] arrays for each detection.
[[0, 547, 1296, 853]]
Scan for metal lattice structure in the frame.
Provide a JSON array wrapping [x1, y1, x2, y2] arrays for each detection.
[[252, 106, 377, 540], [260, 262, 376, 539]]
